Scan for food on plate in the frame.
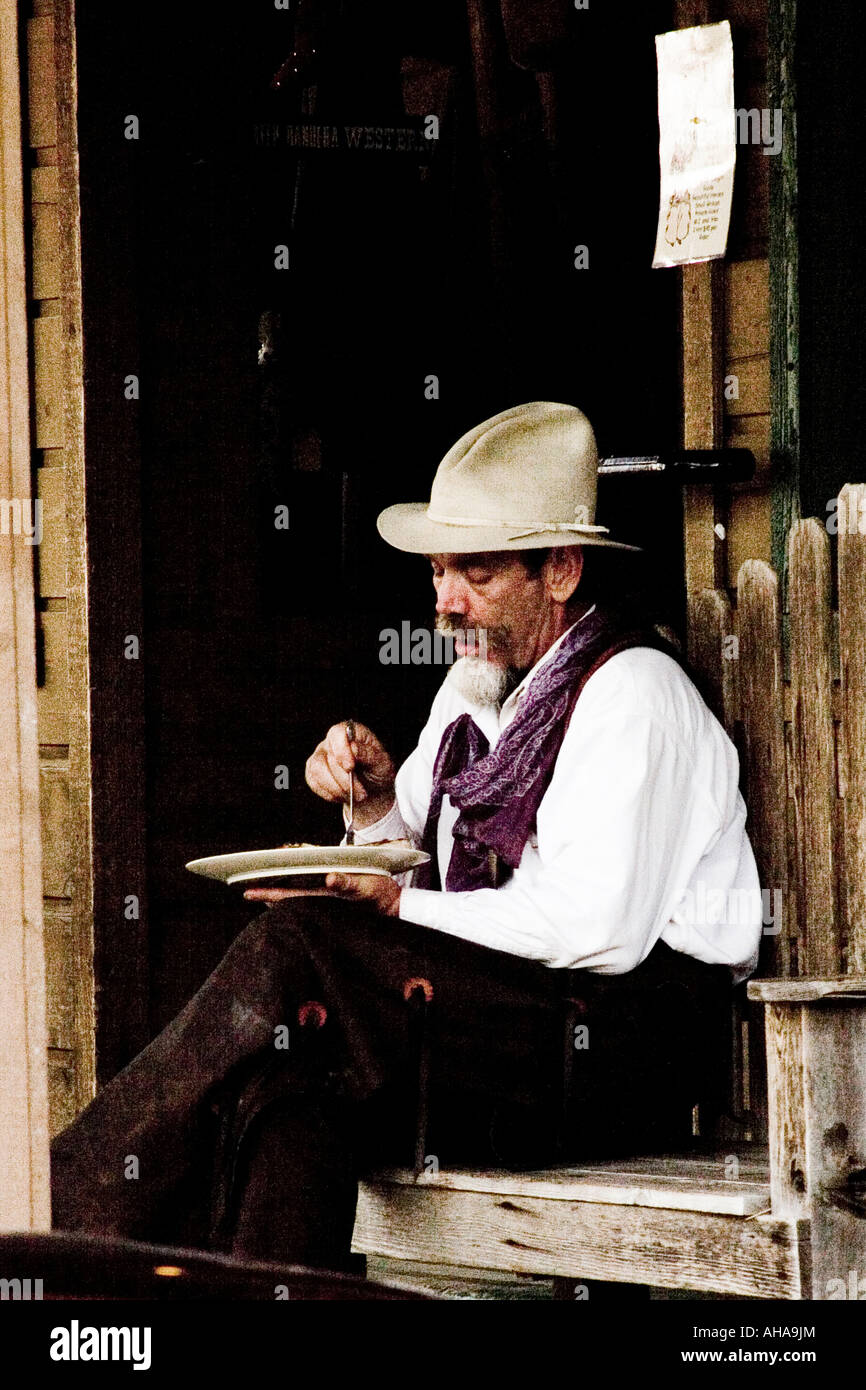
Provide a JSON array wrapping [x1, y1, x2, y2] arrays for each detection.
[[279, 838, 415, 851]]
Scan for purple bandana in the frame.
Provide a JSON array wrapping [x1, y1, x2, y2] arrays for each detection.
[[419, 606, 676, 892]]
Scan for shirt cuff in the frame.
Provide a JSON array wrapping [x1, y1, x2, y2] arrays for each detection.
[[340, 799, 411, 846]]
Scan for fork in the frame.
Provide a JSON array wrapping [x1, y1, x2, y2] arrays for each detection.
[[345, 720, 356, 845]]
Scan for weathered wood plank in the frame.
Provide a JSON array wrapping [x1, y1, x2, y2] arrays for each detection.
[[682, 257, 726, 658], [801, 1003, 866, 1299], [725, 259, 769, 358], [760, 996, 866, 1299], [47, 1050, 78, 1138], [0, 0, 51, 1231], [724, 354, 770, 418], [768, 0, 800, 578], [39, 761, 71, 897], [54, 0, 96, 1111], [737, 560, 790, 976], [838, 484, 866, 973], [31, 164, 58, 204], [693, 589, 736, 735], [36, 464, 66, 599], [26, 16, 56, 149], [31, 201, 60, 300], [788, 520, 839, 974], [749, 975, 866, 1003], [367, 1157, 770, 1217], [674, 0, 727, 643], [763, 1003, 809, 1223], [354, 1184, 799, 1298], [726, 490, 772, 586], [32, 313, 63, 447], [43, 903, 74, 1049], [726, 415, 771, 477], [36, 608, 69, 744]]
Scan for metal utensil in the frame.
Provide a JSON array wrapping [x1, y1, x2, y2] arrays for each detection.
[[345, 720, 356, 844]]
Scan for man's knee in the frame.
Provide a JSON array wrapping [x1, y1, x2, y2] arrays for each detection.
[[235, 897, 320, 952], [250, 894, 386, 947], [229, 896, 374, 980]]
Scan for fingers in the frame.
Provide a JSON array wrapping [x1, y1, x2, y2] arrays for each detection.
[[305, 746, 367, 803], [305, 742, 352, 800], [327, 721, 385, 780], [244, 886, 336, 905], [325, 722, 356, 775], [243, 887, 295, 907], [324, 872, 402, 918], [324, 872, 375, 896], [306, 723, 394, 804]]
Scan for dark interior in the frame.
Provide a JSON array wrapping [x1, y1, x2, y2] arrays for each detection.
[[75, 0, 708, 1077]]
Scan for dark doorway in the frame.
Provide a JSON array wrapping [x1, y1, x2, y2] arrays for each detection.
[[75, 0, 680, 1077]]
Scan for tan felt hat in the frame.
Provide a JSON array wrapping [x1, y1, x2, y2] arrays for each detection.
[[377, 401, 640, 553]]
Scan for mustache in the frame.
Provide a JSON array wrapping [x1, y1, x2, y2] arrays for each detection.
[[435, 614, 510, 648]]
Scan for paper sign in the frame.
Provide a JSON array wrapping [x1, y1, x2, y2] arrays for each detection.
[[652, 21, 735, 268]]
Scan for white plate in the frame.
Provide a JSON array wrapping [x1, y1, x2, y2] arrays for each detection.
[[185, 844, 430, 885]]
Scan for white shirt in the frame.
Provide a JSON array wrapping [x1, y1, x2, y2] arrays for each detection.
[[351, 619, 763, 982]]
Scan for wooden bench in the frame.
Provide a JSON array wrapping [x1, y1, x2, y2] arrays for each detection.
[[352, 488, 866, 1300]]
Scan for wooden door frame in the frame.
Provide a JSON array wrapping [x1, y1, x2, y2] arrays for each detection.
[[0, 0, 51, 1231]]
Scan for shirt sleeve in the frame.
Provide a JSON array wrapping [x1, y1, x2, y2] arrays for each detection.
[[398, 687, 728, 973]]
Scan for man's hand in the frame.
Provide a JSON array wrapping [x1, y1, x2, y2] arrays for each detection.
[[305, 721, 396, 827], [244, 874, 401, 917], [324, 872, 402, 916]]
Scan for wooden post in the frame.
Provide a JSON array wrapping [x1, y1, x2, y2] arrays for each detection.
[[0, 0, 51, 1230], [768, 0, 800, 578], [682, 261, 727, 658], [675, 1, 728, 660], [750, 979, 866, 1301]]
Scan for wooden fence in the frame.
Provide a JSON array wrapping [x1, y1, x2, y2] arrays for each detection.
[[694, 484, 866, 1137]]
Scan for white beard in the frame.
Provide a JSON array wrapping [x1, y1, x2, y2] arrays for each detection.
[[446, 656, 510, 708]]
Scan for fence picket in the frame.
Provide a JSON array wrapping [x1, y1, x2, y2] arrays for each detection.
[[838, 484, 866, 973], [788, 520, 839, 974], [693, 588, 736, 735], [737, 561, 790, 977]]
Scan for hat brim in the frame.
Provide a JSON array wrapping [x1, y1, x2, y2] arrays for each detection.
[[376, 503, 642, 554]]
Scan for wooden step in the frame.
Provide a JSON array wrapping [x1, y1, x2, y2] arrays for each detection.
[[354, 1149, 797, 1297], [362, 1150, 771, 1217]]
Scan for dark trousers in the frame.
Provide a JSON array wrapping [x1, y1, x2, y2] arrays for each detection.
[[50, 898, 732, 1272]]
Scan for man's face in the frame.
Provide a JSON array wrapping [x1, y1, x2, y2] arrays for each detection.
[[429, 551, 553, 672]]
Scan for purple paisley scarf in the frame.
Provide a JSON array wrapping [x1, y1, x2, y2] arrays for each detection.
[[418, 605, 677, 892]]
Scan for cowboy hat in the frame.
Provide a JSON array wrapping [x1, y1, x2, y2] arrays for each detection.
[[377, 401, 639, 553]]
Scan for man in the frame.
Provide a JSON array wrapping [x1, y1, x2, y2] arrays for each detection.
[[51, 401, 762, 1275]]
